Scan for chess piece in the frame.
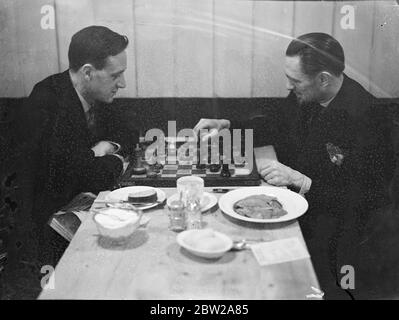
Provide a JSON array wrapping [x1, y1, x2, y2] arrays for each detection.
[[196, 151, 207, 170], [209, 164, 221, 172], [196, 163, 206, 170], [195, 147, 208, 170], [154, 162, 163, 172], [220, 164, 231, 178], [132, 143, 146, 175], [146, 170, 159, 178]]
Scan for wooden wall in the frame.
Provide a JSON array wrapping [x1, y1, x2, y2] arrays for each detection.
[[0, 0, 398, 98]]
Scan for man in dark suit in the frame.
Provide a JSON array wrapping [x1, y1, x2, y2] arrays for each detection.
[[17, 26, 137, 269], [194, 33, 393, 298]]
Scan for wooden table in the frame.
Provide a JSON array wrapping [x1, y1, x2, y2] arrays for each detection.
[[39, 146, 320, 299]]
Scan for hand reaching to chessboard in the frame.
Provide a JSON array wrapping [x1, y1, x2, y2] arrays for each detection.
[[193, 118, 231, 142]]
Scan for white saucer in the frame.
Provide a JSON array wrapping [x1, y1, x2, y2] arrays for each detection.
[[106, 186, 166, 210], [167, 192, 217, 213]]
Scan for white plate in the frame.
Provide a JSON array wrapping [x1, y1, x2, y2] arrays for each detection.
[[167, 192, 217, 212], [176, 229, 233, 259], [218, 186, 308, 223], [106, 186, 166, 210]]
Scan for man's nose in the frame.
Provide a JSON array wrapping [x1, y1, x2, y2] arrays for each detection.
[[286, 80, 294, 91], [118, 74, 126, 89]]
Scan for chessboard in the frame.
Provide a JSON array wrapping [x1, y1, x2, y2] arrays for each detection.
[[117, 140, 261, 188], [118, 161, 260, 188]]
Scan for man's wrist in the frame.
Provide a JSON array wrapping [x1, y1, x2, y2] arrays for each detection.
[[290, 169, 304, 189], [289, 170, 312, 195], [299, 175, 312, 195]]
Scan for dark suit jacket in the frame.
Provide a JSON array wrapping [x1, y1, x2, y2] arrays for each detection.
[[23, 70, 138, 225], [232, 73, 391, 244], [280, 75, 389, 213], [232, 74, 393, 297]]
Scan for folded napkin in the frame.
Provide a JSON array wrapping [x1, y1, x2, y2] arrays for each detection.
[[251, 237, 310, 266]]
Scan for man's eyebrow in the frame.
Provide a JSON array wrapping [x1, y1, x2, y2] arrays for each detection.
[[111, 70, 125, 76], [285, 74, 296, 81]]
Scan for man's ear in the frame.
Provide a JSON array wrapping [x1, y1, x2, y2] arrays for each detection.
[[318, 71, 332, 88], [81, 64, 95, 81]]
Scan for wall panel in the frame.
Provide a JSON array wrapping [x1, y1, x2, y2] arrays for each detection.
[[214, 0, 253, 97], [370, 0, 399, 97], [293, 1, 334, 36], [134, 0, 175, 97], [174, 0, 213, 97], [92, 0, 137, 97], [1, 1, 399, 98], [333, 1, 375, 93], [55, 0, 95, 71], [14, 0, 59, 96], [0, 0, 25, 97], [252, 1, 295, 97]]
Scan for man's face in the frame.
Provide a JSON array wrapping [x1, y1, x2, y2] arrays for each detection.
[[89, 50, 127, 104], [284, 55, 320, 106]]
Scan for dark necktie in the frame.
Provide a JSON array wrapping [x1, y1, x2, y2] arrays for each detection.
[[302, 102, 323, 138], [86, 107, 96, 138]]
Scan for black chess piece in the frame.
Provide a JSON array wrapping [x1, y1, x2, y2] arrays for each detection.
[[132, 143, 146, 175], [146, 170, 159, 178], [147, 164, 159, 176], [196, 155, 207, 170], [196, 163, 206, 170], [209, 164, 221, 172], [220, 164, 231, 178], [154, 162, 163, 172], [196, 147, 207, 170]]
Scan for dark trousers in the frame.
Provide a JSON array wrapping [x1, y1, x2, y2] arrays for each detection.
[[301, 204, 399, 299], [2, 221, 68, 299]]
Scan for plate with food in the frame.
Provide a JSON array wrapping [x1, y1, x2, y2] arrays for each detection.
[[218, 186, 308, 223], [105, 186, 166, 210]]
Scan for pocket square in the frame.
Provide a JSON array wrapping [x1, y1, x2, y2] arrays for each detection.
[[326, 142, 344, 166]]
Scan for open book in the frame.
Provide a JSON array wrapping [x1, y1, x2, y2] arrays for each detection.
[[49, 192, 97, 242]]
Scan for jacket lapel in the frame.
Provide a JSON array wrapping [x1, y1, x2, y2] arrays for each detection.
[[51, 71, 92, 145]]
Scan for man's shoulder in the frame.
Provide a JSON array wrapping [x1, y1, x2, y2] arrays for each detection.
[[30, 70, 71, 98], [334, 74, 375, 118], [342, 74, 374, 100]]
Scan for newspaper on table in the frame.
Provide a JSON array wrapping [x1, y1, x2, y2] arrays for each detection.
[[49, 192, 96, 242]]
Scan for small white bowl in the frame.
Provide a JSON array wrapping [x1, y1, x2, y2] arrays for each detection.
[[93, 208, 141, 240], [177, 229, 233, 259]]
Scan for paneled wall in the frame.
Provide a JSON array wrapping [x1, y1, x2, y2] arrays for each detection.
[[0, 0, 398, 98]]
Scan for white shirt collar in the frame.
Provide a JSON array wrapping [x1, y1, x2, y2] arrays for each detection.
[[69, 71, 93, 115], [319, 94, 336, 108]]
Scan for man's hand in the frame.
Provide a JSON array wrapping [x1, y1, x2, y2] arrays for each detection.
[[193, 118, 231, 141], [91, 141, 117, 157], [258, 160, 304, 188]]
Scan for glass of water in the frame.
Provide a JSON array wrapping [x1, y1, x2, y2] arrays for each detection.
[[168, 199, 186, 232], [176, 176, 204, 206]]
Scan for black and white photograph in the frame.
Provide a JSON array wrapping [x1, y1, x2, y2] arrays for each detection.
[[1, 0, 399, 303]]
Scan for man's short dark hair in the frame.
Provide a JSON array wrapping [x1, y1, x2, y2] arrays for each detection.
[[286, 32, 345, 77], [68, 26, 129, 72]]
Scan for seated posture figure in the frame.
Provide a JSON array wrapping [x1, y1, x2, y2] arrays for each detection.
[[19, 26, 137, 267], [194, 33, 393, 298]]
